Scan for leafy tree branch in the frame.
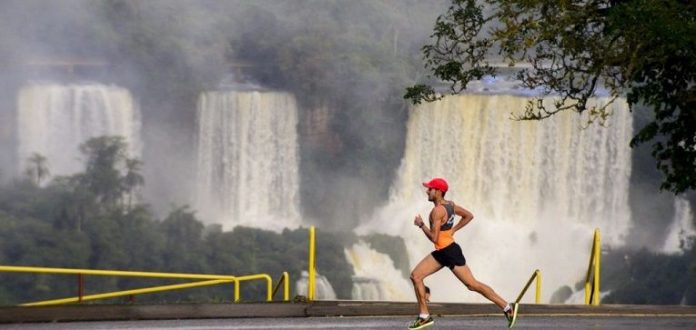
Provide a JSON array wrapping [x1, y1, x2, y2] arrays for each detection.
[[406, 0, 696, 194]]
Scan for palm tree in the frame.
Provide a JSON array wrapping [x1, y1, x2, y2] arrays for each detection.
[[122, 158, 145, 210], [25, 153, 50, 186]]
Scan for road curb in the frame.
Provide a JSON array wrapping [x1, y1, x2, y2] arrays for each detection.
[[1, 301, 695, 323]]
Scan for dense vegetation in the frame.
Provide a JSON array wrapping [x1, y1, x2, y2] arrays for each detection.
[[0, 137, 356, 305]]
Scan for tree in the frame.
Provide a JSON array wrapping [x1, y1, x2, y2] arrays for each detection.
[[122, 158, 144, 210], [159, 206, 208, 273], [24, 153, 50, 186], [78, 136, 129, 210], [405, 0, 696, 194]]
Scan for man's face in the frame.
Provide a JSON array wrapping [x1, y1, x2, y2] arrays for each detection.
[[426, 187, 437, 201]]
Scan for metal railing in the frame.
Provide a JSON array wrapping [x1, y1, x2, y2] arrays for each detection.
[[514, 269, 542, 304], [0, 226, 322, 306], [272, 272, 290, 301], [0, 265, 289, 306], [584, 228, 601, 305], [234, 273, 274, 302], [308, 225, 316, 301]]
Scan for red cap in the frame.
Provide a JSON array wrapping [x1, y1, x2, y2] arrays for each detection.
[[422, 178, 448, 193]]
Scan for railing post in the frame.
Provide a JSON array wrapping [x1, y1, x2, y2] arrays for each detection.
[[283, 272, 289, 301], [584, 228, 601, 305], [593, 229, 601, 305], [535, 270, 541, 304], [77, 273, 84, 303], [234, 279, 240, 302], [266, 276, 272, 302], [308, 226, 316, 301]]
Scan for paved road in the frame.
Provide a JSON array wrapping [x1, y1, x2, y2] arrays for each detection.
[[1, 315, 696, 329]]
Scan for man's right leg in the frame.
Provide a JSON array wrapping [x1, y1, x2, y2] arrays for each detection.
[[410, 254, 443, 315]]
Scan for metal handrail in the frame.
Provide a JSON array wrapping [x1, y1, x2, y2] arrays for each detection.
[[584, 228, 601, 305], [272, 272, 290, 301], [0, 265, 237, 280], [21, 279, 236, 307], [233, 273, 274, 302], [514, 269, 541, 304], [0, 265, 287, 306]]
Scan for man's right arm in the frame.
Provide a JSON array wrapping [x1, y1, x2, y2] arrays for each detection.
[[414, 208, 443, 243]]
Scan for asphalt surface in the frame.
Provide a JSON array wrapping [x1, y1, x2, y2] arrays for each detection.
[[2, 301, 696, 329], [1, 315, 696, 329]]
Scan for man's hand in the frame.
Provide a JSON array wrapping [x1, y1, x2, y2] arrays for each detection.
[[414, 214, 425, 228]]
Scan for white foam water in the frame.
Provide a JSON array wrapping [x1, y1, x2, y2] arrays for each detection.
[[663, 197, 696, 254], [356, 93, 633, 303], [195, 91, 301, 231], [345, 241, 412, 301]]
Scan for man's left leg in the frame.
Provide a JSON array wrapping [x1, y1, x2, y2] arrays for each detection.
[[451, 265, 519, 328], [450, 264, 507, 309]]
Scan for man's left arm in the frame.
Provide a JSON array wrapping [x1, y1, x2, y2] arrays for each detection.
[[452, 204, 474, 233]]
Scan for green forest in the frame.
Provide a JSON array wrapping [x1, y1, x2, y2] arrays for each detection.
[[0, 137, 360, 304]]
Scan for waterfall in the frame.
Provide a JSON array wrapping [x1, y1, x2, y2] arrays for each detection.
[[357, 94, 633, 303], [16, 83, 141, 177], [663, 197, 696, 254], [295, 271, 337, 300], [345, 241, 412, 301], [195, 91, 301, 231]]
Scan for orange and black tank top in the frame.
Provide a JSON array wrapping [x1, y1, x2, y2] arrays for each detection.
[[435, 202, 456, 250]]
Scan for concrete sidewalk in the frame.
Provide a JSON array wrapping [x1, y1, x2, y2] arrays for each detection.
[[2, 301, 696, 323]]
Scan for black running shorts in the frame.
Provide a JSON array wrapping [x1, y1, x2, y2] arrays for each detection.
[[431, 242, 467, 269]]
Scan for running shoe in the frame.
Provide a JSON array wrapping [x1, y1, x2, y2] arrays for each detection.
[[407, 316, 434, 329], [504, 302, 519, 328]]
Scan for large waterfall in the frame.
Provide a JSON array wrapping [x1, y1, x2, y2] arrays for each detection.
[[16, 84, 141, 176], [195, 91, 301, 231], [357, 94, 633, 303]]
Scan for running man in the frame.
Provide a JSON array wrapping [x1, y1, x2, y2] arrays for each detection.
[[408, 178, 519, 329]]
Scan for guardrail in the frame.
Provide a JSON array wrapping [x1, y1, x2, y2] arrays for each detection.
[[0, 265, 289, 306], [514, 269, 541, 304], [584, 228, 601, 305], [0, 226, 326, 305]]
